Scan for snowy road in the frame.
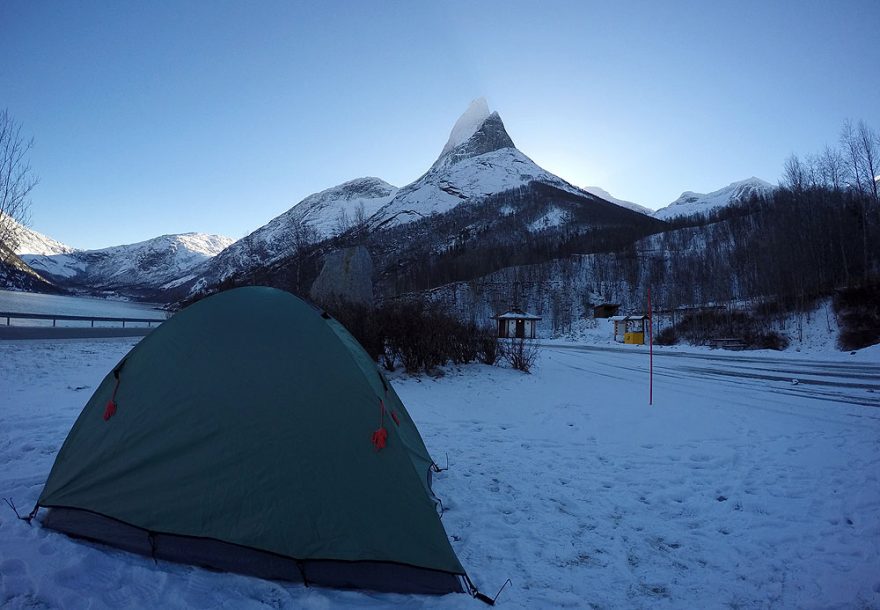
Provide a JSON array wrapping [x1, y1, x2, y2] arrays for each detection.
[[542, 344, 880, 408], [1, 339, 879, 608]]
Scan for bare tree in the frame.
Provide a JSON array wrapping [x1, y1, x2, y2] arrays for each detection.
[[841, 119, 878, 281], [782, 154, 807, 193], [335, 208, 350, 236], [841, 119, 867, 195], [0, 109, 39, 261], [856, 120, 879, 201], [819, 145, 846, 191], [804, 153, 823, 189], [352, 201, 367, 231], [290, 218, 318, 254]]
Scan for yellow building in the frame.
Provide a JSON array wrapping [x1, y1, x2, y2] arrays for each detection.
[[609, 315, 650, 345]]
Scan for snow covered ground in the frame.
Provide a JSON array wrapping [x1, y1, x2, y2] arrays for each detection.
[[1, 338, 879, 608]]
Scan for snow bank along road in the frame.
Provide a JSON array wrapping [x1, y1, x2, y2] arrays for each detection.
[[1, 338, 878, 609]]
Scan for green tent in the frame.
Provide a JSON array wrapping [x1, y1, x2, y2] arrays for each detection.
[[36, 287, 468, 595]]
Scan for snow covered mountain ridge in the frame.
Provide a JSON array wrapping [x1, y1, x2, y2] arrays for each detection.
[[8, 218, 76, 257], [582, 186, 653, 215], [191, 177, 398, 289], [21, 232, 234, 294], [653, 177, 775, 220]]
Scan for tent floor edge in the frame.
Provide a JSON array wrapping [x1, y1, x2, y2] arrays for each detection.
[[41, 506, 465, 596]]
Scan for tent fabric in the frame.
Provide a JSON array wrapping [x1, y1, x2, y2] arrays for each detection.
[[42, 508, 463, 594], [37, 286, 466, 594]]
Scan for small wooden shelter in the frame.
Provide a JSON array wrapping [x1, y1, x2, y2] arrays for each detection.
[[610, 315, 650, 344], [593, 303, 620, 318], [493, 308, 541, 339]]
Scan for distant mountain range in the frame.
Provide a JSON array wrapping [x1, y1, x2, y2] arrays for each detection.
[[5, 220, 232, 297], [2, 99, 776, 305], [191, 98, 626, 293]]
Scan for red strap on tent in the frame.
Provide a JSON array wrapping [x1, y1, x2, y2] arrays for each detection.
[[372, 399, 388, 451], [371, 427, 387, 450], [390, 410, 400, 426], [102, 358, 127, 422], [103, 377, 121, 421]]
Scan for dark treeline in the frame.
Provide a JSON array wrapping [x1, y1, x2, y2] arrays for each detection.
[[653, 118, 879, 311], [647, 186, 879, 311]]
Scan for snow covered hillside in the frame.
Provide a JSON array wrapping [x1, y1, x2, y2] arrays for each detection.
[[22, 233, 233, 293], [7, 219, 75, 257], [583, 186, 652, 215], [653, 177, 775, 220], [0, 338, 877, 608], [195, 177, 397, 287], [0, 248, 56, 293]]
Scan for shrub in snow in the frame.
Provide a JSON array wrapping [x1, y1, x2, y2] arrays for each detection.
[[657, 310, 789, 350], [834, 284, 880, 351], [500, 337, 539, 373], [316, 295, 498, 374], [477, 333, 500, 365]]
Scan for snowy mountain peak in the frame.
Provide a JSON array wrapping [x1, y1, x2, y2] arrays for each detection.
[[434, 100, 515, 169], [441, 97, 491, 156], [144, 233, 234, 257], [654, 177, 775, 220], [304, 176, 397, 202]]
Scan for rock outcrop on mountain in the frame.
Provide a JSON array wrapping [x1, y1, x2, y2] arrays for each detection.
[[309, 246, 374, 307]]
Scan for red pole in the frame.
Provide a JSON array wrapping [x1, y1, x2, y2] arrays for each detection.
[[648, 286, 653, 406]]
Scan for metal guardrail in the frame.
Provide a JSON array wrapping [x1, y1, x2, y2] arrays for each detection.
[[0, 311, 167, 328]]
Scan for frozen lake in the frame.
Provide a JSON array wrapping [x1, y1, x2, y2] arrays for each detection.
[[0, 290, 166, 326]]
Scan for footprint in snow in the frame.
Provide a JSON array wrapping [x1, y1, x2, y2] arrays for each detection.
[[38, 541, 55, 556], [1, 558, 27, 575]]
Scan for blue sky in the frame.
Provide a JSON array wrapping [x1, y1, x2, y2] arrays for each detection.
[[2, 0, 878, 249]]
